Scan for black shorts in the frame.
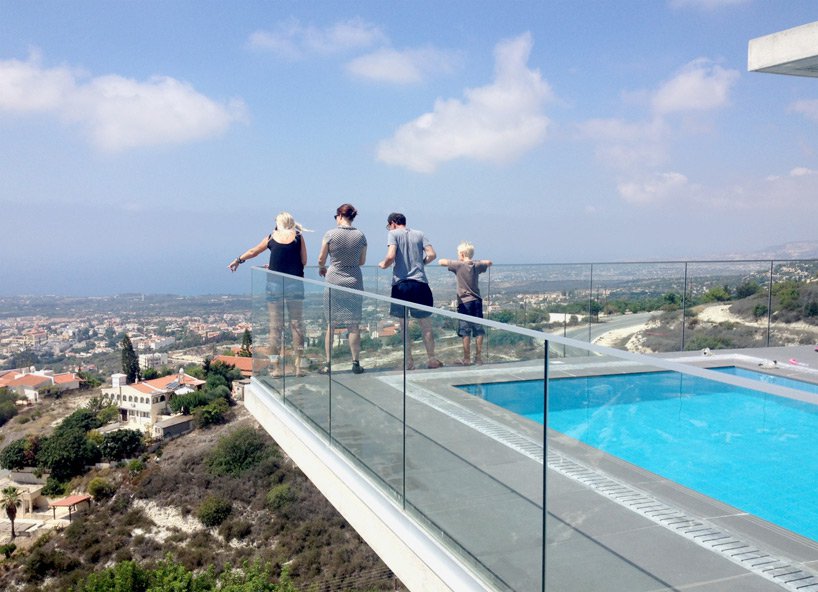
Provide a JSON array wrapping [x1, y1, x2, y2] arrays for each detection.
[[390, 280, 433, 318], [457, 299, 485, 337]]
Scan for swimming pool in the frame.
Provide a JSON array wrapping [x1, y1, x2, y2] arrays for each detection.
[[459, 368, 818, 542]]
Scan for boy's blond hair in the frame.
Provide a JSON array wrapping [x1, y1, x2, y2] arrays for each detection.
[[457, 241, 475, 258]]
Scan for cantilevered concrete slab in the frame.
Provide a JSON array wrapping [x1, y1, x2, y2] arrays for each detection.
[[749, 20, 818, 77]]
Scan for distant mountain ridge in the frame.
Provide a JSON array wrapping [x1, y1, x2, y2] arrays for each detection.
[[718, 241, 818, 261]]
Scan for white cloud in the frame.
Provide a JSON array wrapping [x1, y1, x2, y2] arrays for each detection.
[[0, 52, 247, 152], [617, 171, 689, 204], [651, 58, 739, 114], [790, 166, 817, 177], [377, 32, 551, 172], [248, 18, 386, 59], [669, 0, 749, 9], [345, 46, 461, 85], [578, 117, 669, 170], [791, 99, 818, 123], [0, 51, 76, 112], [578, 57, 738, 206]]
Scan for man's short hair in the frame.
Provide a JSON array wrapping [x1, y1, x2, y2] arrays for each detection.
[[387, 212, 406, 226]]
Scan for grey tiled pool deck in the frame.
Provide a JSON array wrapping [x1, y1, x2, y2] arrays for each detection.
[[255, 345, 818, 591]]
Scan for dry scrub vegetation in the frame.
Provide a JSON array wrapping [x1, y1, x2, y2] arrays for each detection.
[[0, 405, 398, 592]]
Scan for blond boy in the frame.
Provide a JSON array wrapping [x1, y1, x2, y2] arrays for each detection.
[[439, 242, 492, 365]]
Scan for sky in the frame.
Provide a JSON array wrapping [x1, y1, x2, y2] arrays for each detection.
[[1, 0, 818, 296]]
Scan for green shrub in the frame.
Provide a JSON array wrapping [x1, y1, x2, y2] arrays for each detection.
[[194, 397, 230, 428], [127, 459, 145, 476], [41, 477, 66, 496], [88, 477, 116, 501], [206, 427, 268, 476], [0, 543, 16, 559], [197, 496, 232, 527], [266, 483, 295, 510]]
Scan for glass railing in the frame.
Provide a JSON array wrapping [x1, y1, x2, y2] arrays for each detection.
[[249, 267, 818, 592], [361, 259, 818, 354], [251, 267, 545, 591]]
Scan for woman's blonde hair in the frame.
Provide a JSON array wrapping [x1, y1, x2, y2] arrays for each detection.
[[457, 241, 475, 258], [275, 211, 310, 234]]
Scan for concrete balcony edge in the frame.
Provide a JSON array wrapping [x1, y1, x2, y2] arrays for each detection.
[[245, 381, 493, 592]]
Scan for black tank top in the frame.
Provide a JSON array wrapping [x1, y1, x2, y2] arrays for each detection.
[[267, 233, 304, 277]]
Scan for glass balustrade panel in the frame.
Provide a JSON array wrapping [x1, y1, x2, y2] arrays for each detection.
[[402, 305, 545, 592]]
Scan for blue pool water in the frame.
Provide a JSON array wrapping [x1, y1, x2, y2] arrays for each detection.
[[459, 368, 818, 542]]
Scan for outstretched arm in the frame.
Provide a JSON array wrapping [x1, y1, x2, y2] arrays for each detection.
[[228, 236, 269, 272]]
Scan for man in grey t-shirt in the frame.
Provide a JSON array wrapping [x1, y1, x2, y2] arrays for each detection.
[[378, 212, 442, 370]]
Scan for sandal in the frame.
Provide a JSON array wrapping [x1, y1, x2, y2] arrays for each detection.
[[318, 365, 330, 375], [427, 358, 443, 369]]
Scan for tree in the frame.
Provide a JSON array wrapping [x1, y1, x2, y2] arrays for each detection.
[[100, 429, 144, 461], [38, 429, 100, 481], [0, 435, 41, 470], [735, 281, 761, 299], [238, 329, 252, 358], [1, 486, 22, 538], [208, 361, 242, 390], [57, 408, 102, 435], [0, 388, 18, 427], [120, 335, 141, 384]]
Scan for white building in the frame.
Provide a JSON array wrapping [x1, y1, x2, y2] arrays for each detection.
[[139, 352, 168, 370], [102, 370, 205, 432]]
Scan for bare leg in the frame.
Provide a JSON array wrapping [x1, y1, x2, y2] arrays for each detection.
[[348, 323, 361, 362], [288, 300, 305, 376], [462, 336, 471, 365], [419, 317, 441, 367], [324, 323, 333, 367], [267, 302, 284, 377], [475, 334, 484, 364]]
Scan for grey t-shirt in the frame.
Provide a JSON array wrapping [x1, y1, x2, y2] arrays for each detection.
[[446, 260, 489, 303], [387, 227, 430, 284]]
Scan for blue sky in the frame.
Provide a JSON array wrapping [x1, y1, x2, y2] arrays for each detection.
[[1, 0, 817, 295]]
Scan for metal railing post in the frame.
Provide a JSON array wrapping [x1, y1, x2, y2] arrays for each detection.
[[542, 337, 549, 592], [402, 304, 408, 510], [681, 262, 688, 351], [588, 263, 594, 350], [767, 260, 774, 347]]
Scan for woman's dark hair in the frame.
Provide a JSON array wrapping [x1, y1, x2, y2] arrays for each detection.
[[336, 203, 357, 221]]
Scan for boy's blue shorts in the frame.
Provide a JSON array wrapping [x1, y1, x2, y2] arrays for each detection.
[[457, 300, 485, 337]]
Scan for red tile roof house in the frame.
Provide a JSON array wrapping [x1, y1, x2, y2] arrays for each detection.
[[1, 369, 81, 403], [101, 370, 205, 434], [213, 355, 253, 377]]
